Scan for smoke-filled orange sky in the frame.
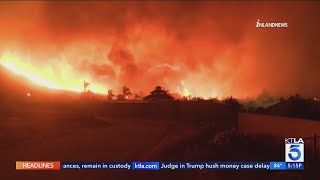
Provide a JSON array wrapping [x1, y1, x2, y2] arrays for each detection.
[[0, 1, 319, 98]]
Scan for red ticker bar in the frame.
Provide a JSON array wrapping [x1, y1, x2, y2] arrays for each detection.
[[16, 161, 60, 170]]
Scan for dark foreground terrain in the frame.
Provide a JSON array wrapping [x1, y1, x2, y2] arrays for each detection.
[[0, 102, 319, 180]]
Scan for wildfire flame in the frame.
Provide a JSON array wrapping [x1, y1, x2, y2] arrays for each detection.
[[181, 80, 190, 97], [177, 86, 181, 95], [0, 52, 107, 94]]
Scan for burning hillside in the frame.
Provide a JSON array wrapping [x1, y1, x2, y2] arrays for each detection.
[[0, 64, 86, 104], [0, 1, 319, 99], [0, 52, 107, 94]]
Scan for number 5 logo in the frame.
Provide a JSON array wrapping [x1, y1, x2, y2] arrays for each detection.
[[288, 145, 301, 161]]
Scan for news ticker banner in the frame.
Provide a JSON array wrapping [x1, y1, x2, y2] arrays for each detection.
[[16, 161, 304, 171]]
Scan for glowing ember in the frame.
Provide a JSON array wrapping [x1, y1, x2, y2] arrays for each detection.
[[27, 93, 31, 97]]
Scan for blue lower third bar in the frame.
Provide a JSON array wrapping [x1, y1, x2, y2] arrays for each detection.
[[270, 162, 287, 170], [132, 162, 160, 170], [286, 162, 304, 170]]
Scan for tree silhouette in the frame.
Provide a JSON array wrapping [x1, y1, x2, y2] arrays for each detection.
[[107, 90, 115, 101], [117, 94, 124, 101], [122, 86, 132, 99], [285, 94, 311, 118], [287, 94, 304, 104], [83, 81, 90, 93], [208, 97, 220, 103], [134, 94, 141, 99], [222, 96, 243, 111]]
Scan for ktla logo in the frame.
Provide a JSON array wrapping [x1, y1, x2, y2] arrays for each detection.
[[285, 138, 304, 162]]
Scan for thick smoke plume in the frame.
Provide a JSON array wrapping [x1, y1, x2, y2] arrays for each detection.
[[0, 1, 319, 98]]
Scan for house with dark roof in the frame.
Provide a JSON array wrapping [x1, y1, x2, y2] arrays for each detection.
[[143, 86, 174, 101]]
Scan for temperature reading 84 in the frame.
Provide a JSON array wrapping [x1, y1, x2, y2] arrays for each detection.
[[273, 163, 282, 168]]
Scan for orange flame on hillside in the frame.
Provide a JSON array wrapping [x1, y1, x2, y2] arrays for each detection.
[[0, 52, 108, 94], [181, 80, 190, 97]]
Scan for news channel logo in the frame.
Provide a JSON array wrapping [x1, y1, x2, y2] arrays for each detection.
[[285, 138, 304, 162]]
